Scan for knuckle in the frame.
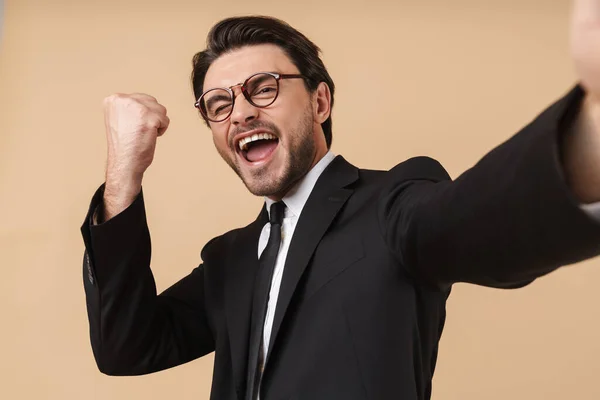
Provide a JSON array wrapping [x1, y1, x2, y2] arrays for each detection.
[[133, 93, 157, 103], [145, 115, 161, 129], [106, 93, 139, 110], [103, 93, 122, 106]]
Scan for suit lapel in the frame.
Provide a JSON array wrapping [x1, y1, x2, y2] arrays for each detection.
[[225, 207, 268, 399], [266, 156, 359, 359]]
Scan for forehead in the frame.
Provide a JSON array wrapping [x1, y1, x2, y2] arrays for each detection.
[[203, 44, 299, 90]]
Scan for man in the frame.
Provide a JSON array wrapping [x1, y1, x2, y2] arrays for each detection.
[[81, 3, 600, 400]]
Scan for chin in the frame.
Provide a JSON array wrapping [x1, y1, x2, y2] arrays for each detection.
[[242, 175, 287, 197], [236, 156, 287, 195]]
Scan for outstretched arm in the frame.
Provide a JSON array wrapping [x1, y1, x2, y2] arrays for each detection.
[[380, 1, 600, 287]]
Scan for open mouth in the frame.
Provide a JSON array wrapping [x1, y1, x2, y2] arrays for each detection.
[[236, 132, 279, 164]]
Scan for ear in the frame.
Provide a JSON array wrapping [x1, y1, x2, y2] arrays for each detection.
[[313, 82, 331, 124]]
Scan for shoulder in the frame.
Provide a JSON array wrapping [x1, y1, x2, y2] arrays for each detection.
[[199, 216, 262, 263], [200, 228, 239, 262], [200, 233, 229, 262], [355, 156, 451, 187], [387, 156, 451, 182]]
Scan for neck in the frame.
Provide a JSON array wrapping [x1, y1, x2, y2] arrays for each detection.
[[267, 147, 328, 202]]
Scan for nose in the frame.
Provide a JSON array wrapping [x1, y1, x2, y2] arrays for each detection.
[[230, 87, 259, 126]]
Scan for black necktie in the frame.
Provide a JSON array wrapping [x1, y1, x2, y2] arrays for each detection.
[[246, 201, 286, 400]]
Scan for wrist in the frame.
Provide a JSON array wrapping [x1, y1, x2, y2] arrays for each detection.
[[103, 169, 143, 221], [105, 174, 142, 197]]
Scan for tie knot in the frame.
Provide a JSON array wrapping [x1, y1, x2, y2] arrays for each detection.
[[269, 201, 285, 225]]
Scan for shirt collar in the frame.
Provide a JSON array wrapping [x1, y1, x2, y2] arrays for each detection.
[[265, 151, 336, 219]]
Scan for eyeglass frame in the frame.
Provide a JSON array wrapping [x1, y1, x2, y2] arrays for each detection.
[[194, 71, 306, 123]]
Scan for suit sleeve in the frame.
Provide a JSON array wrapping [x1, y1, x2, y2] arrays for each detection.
[[80, 185, 214, 375], [379, 85, 600, 288]]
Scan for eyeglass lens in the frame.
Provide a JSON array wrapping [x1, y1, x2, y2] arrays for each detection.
[[199, 73, 279, 122]]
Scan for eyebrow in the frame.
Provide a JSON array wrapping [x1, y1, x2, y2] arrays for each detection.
[[248, 74, 273, 89], [205, 71, 280, 95]]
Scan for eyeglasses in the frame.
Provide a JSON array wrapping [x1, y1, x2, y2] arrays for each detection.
[[194, 72, 305, 122]]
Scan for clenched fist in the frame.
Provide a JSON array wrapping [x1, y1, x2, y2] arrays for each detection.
[[101, 93, 170, 221]]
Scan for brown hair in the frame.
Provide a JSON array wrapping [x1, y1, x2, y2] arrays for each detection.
[[191, 16, 335, 148]]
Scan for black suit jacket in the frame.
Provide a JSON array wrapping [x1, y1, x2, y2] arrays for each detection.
[[81, 86, 600, 400]]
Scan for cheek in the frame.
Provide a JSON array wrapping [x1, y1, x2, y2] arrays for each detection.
[[263, 106, 304, 135], [210, 124, 231, 150], [285, 105, 313, 137]]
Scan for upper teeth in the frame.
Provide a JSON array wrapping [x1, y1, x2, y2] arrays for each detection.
[[238, 133, 277, 151]]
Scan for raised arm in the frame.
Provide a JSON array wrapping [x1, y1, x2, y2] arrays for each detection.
[[80, 94, 213, 375]]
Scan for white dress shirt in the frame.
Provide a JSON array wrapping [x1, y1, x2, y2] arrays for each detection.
[[257, 151, 336, 366]]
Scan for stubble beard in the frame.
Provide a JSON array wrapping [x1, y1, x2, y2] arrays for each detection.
[[218, 108, 316, 198]]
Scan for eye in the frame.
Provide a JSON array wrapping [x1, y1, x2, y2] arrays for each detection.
[[202, 88, 233, 119], [213, 103, 232, 116], [257, 86, 276, 94], [251, 84, 277, 98]]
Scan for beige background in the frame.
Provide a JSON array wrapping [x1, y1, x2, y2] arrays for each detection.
[[1, 0, 599, 399]]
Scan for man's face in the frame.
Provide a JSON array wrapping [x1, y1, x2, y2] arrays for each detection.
[[202, 44, 327, 199]]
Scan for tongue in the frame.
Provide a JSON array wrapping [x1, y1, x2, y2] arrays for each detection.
[[246, 140, 278, 162]]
